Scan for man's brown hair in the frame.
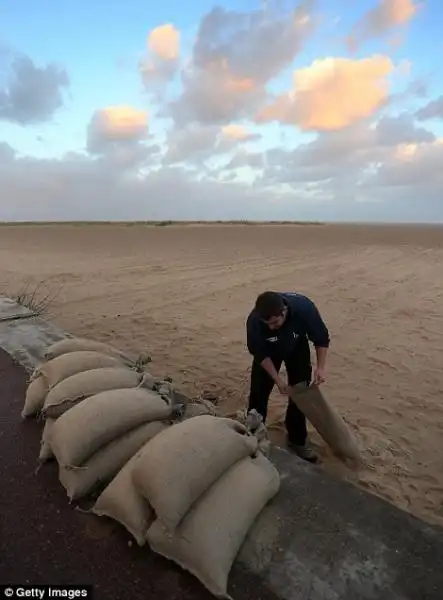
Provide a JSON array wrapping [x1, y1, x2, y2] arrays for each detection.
[[254, 291, 286, 320]]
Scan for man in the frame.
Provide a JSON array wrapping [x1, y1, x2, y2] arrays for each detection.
[[246, 290, 330, 463]]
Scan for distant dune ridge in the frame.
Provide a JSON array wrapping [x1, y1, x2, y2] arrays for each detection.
[[1, 222, 443, 527]]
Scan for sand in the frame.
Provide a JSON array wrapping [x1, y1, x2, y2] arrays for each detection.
[[1, 222, 443, 527]]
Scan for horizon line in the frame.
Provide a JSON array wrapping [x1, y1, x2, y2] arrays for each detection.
[[0, 219, 442, 227]]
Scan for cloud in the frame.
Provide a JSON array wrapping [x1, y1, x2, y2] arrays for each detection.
[[168, 1, 314, 126], [86, 106, 161, 170], [87, 106, 149, 152], [258, 114, 436, 190], [365, 138, 443, 188], [0, 142, 288, 222], [162, 123, 260, 165], [221, 124, 260, 141], [1, 0, 442, 225], [223, 149, 265, 170], [170, 57, 262, 125], [347, 0, 419, 51], [140, 24, 180, 86], [257, 55, 394, 131], [2, 141, 441, 223], [415, 96, 443, 121], [0, 46, 69, 125], [162, 123, 220, 165], [192, 2, 314, 85], [2, 108, 441, 224], [0, 142, 16, 162], [148, 23, 180, 60]]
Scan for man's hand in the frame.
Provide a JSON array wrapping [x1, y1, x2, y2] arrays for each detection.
[[312, 367, 326, 386], [275, 376, 291, 395]]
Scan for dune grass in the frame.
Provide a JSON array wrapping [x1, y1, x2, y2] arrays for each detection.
[[10, 279, 63, 317]]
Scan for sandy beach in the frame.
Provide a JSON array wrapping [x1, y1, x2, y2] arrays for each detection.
[[1, 222, 442, 527]]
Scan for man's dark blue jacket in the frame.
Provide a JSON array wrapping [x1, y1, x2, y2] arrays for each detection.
[[246, 292, 330, 363]]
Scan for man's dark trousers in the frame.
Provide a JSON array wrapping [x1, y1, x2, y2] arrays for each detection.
[[248, 343, 312, 446]]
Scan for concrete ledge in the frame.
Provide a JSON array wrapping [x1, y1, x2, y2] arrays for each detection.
[[0, 315, 67, 372], [0, 297, 36, 320], [241, 447, 443, 599], [1, 297, 442, 600]]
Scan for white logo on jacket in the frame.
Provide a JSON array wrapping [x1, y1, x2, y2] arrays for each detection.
[[266, 332, 299, 343]]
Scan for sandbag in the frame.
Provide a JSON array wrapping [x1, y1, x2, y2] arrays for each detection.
[[39, 418, 56, 461], [21, 375, 49, 418], [45, 337, 133, 364], [91, 431, 168, 544], [31, 351, 125, 388], [59, 421, 168, 501], [147, 454, 280, 599], [289, 383, 361, 462], [51, 387, 172, 467], [41, 367, 152, 419], [132, 415, 259, 531]]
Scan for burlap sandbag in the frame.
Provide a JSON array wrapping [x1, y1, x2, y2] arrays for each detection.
[[59, 421, 168, 501], [132, 415, 259, 531], [51, 387, 172, 467], [289, 383, 361, 462], [21, 375, 49, 418], [39, 418, 56, 461], [41, 367, 152, 419], [147, 454, 280, 599], [31, 351, 124, 388], [91, 428, 168, 544], [45, 337, 133, 364]]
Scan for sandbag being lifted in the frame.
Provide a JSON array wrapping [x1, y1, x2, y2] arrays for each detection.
[[50, 387, 172, 467], [41, 367, 152, 419], [289, 383, 361, 462], [59, 421, 168, 501], [146, 454, 280, 599], [31, 351, 125, 388], [45, 337, 133, 364], [132, 415, 259, 531]]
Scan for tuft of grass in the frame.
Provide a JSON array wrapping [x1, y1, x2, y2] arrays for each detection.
[[12, 279, 63, 317]]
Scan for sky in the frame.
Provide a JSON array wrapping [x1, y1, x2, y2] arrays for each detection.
[[1, 0, 442, 223]]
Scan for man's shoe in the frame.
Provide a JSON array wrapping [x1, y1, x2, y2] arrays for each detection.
[[287, 440, 318, 464]]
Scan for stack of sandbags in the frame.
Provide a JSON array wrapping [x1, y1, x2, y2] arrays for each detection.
[[21, 350, 128, 418], [120, 415, 279, 598], [87, 399, 214, 546], [19, 335, 156, 464], [48, 387, 173, 501], [88, 397, 220, 546], [21, 334, 136, 419], [37, 367, 156, 462]]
